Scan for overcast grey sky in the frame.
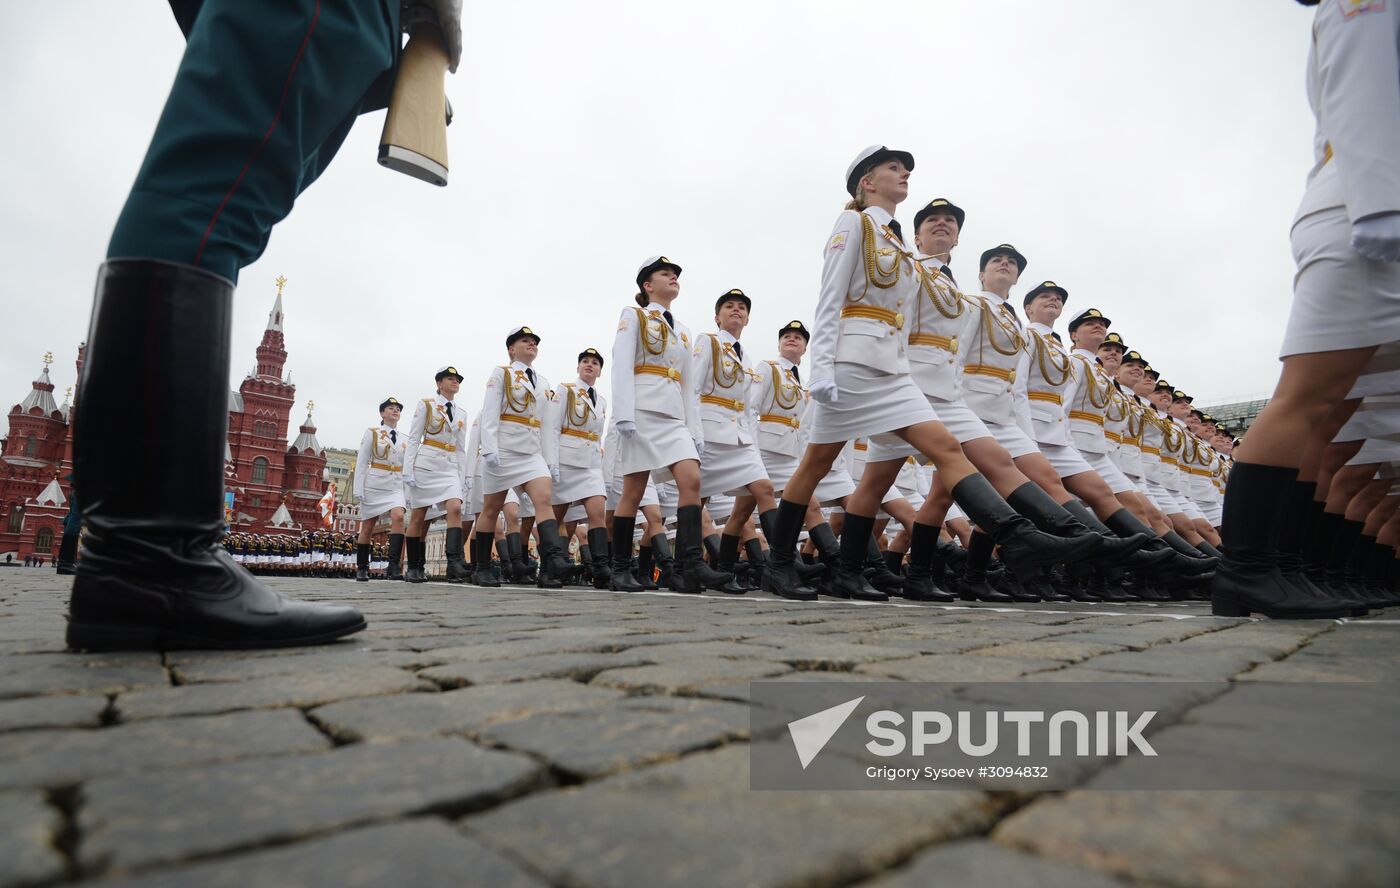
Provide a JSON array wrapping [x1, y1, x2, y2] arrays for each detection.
[[2, 1, 1313, 449]]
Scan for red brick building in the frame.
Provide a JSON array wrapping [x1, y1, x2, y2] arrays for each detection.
[[0, 282, 328, 562]]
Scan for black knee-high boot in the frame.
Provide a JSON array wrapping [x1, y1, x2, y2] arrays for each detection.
[[405, 536, 426, 583], [445, 527, 469, 582], [473, 534, 501, 587], [715, 533, 749, 594], [959, 529, 1012, 603], [1210, 463, 1353, 618], [495, 538, 515, 582], [587, 526, 613, 589], [829, 513, 886, 601], [535, 519, 571, 588], [864, 536, 904, 593], [610, 516, 643, 592], [903, 522, 954, 602], [951, 477, 1103, 579], [355, 543, 370, 582], [66, 260, 364, 650], [673, 505, 732, 593], [759, 500, 817, 601], [386, 533, 404, 580]]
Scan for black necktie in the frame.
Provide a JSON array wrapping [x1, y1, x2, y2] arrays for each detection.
[[732, 342, 743, 360], [587, 386, 596, 406], [390, 430, 397, 444], [662, 310, 675, 329], [790, 366, 801, 384], [445, 402, 453, 422], [526, 368, 535, 386], [1000, 303, 1022, 329], [940, 264, 954, 283], [888, 219, 903, 242]]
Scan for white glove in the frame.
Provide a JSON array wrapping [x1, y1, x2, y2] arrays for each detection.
[[617, 420, 638, 438], [484, 452, 501, 468], [405, 0, 463, 74], [694, 437, 706, 460], [403, 474, 417, 487], [549, 464, 561, 483], [1352, 212, 1400, 263], [809, 378, 839, 405]]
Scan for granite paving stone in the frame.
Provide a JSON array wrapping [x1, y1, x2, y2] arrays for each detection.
[[115, 666, 433, 720], [994, 790, 1400, 888], [466, 744, 1001, 888], [418, 651, 655, 687], [94, 819, 546, 888], [478, 695, 750, 778], [862, 839, 1129, 888], [0, 790, 66, 888], [0, 693, 108, 732], [79, 737, 545, 875], [590, 656, 791, 692], [309, 679, 628, 743], [0, 571, 1394, 887], [0, 709, 330, 790]]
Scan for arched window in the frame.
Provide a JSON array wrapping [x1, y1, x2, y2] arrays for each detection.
[[302, 473, 313, 490], [34, 527, 53, 552], [251, 457, 269, 484], [6, 506, 21, 533], [24, 437, 35, 457]]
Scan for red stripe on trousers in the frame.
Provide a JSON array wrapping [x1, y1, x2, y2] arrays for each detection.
[[193, 0, 322, 269]]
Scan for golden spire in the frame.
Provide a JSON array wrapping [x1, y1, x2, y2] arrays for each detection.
[[275, 275, 288, 297], [64, 386, 72, 401], [42, 351, 53, 366], [307, 399, 315, 413]]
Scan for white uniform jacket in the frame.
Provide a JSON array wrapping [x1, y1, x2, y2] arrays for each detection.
[[1023, 322, 1076, 447], [1296, 0, 1400, 225], [403, 394, 468, 485], [352, 423, 406, 500], [692, 329, 758, 447], [611, 304, 703, 442], [551, 378, 606, 470], [808, 205, 916, 384], [479, 361, 559, 467], [754, 357, 807, 460], [1065, 349, 1116, 455], [958, 291, 1032, 431], [907, 255, 976, 401]]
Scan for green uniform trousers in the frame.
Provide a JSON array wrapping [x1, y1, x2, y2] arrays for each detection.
[[108, 0, 399, 283]]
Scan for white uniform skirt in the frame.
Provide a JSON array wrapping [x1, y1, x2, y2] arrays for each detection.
[[1070, 435, 1136, 496], [1281, 207, 1400, 358], [619, 409, 699, 481], [760, 448, 800, 493], [807, 362, 937, 444], [606, 476, 660, 512], [656, 480, 680, 520], [357, 479, 406, 521], [1334, 395, 1400, 444], [814, 455, 856, 505], [483, 452, 550, 496], [707, 495, 736, 522], [408, 451, 463, 510], [553, 464, 606, 505], [985, 419, 1040, 460], [1346, 435, 1400, 467], [1038, 441, 1095, 480], [700, 442, 768, 498]]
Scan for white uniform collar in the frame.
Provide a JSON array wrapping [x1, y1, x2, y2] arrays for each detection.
[[434, 393, 454, 406], [510, 360, 532, 373], [979, 289, 1011, 307], [575, 377, 595, 390], [716, 329, 740, 347], [777, 356, 798, 371], [863, 205, 894, 228], [1072, 347, 1098, 361], [1029, 321, 1054, 336]]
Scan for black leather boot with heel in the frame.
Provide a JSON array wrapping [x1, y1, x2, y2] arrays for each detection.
[[66, 260, 365, 650]]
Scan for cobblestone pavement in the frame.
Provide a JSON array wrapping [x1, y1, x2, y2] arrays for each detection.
[[2, 569, 1398, 888]]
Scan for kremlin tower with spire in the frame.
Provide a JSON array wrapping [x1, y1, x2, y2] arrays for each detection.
[[1, 278, 328, 561]]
